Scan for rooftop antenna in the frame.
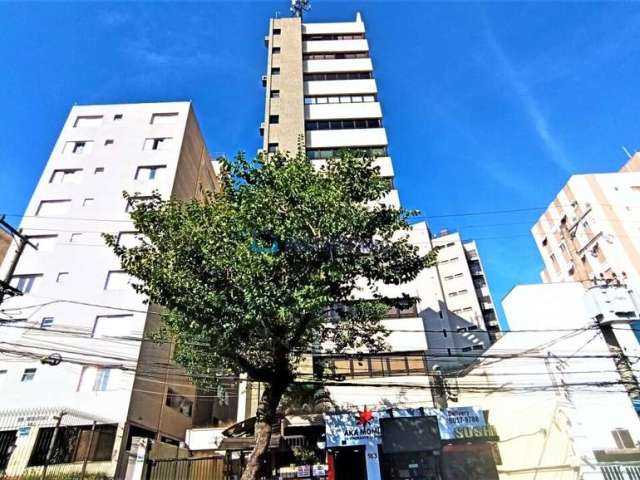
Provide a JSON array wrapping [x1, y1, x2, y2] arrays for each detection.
[[622, 146, 633, 159], [291, 0, 311, 19]]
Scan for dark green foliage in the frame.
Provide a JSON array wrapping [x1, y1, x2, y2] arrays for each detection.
[[105, 149, 437, 390]]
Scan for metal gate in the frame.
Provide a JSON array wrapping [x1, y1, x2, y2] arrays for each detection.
[[0, 407, 116, 480], [145, 456, 224, 480]]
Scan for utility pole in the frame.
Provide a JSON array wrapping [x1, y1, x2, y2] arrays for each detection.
[[41, 411, 65, 480], [559, 215, 591, 287], [560, 215, 640, 399], [0, 215, 38, 306]]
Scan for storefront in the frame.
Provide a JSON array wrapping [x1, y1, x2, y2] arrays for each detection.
[[324, 406, 499, 480]]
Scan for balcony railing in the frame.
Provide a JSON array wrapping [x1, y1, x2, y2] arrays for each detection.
[[597, 462, 640, 479]]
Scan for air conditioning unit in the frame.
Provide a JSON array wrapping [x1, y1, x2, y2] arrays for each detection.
[[261, 75, 268, 87], [259, 122, 265, 137]]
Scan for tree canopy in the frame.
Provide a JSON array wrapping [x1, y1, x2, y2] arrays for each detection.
[[106, 149, 438, 479]]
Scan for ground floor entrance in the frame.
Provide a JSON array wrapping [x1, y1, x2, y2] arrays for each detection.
[[380, 451, 441, 480], [332, 446, 367, 480]]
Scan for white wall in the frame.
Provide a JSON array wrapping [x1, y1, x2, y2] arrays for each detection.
[[0, 102, 192, 425]]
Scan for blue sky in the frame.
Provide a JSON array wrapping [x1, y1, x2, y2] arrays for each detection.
[[1, 1, 639, 328]]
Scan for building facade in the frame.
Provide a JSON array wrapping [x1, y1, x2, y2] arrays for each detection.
[[233, 11, 501, 420], [0, 102, 220, 477], [457, 282, 640, 479], [431, 230, 501, 341], [533, 153, 640, 290]]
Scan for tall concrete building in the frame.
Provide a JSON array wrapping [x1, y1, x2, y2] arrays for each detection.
[[229, 12, 502, 423], [0, 102, 221, 477], [432, 231, 501, 341], [533, 152, 640, 290], [261, 12, 399, 208]]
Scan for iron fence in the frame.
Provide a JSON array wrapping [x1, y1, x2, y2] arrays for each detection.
[[0, 407, 116, 480]]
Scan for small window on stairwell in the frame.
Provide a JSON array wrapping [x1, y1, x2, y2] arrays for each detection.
[[270, 90, 280, 98], [271, 67, 280, 75], [268, 143, 278, 154], [269, 115, 279, 124], [273, 28, 281, 35], [272, 47, 281, 54]]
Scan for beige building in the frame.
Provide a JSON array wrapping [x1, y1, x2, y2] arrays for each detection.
[[432, 230, 501, 341], [533, 152, 640, 290]]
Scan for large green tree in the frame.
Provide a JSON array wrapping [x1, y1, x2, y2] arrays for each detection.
[[106, 149, 437, 479]]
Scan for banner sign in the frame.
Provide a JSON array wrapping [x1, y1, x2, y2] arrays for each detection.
[[324, 406, 487, 448]]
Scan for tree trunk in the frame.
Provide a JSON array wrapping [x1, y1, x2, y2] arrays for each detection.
[[241, 381, 287, 480]]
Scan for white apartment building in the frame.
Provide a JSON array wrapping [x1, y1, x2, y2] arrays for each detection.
[[431, 230, 501, 341], [458, 282, 640, 479], [533, 152, 640, 290], [0, 102, 220, 478]]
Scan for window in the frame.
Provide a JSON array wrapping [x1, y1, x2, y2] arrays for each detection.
[[306, 146, 387, 160], [270, 90, 280, 98], [144, 137, 173, 151], [472, 344, 484, 351], [11, 274, 42, 294], [321, 353, 426, 379], [28, 424, 117, 466], [612, 429, 635, 449], [305, 118, 382, 131], [303, 33, 365, 41], [69, 232, 82, 243], [272, 47, 281, 54], [267, 143, 278, 153], [126, 196, 154, 213], [303, 52, 369, 60], [64, 140, 93, 154], [104, 139, 114, 146], [41, 317, 54, 328], [21, 368, 36, 382], [93, 314, 137, 338], [550, 253, 557, 264], [30, 235, 58, 252], [82, 198, 94, 207], [269, 115, 279, 124], [165, 388, 193, 417], [94, 167, 104, 174], [0, 370, 6, 388], [78, 366, 113, 391], [272, 28, 281, 35], [384, 299, 418, 319], [36, 199, 71, 216], [104, 271, 132, 291], [304, 94, 377, 105], [271, 67, 280, 75], [150, 112, 178, 125], [304, 71, 373, 81], [50, 169, 82, 184], [73, 116, 103, 128], [56, 272, 69, 283], [113, 114, 123, 121], [135, 165, 166, 180], [461, 346, 472, 352]]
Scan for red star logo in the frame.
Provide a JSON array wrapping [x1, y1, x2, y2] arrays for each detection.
[[356, 407, 374, 426]]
